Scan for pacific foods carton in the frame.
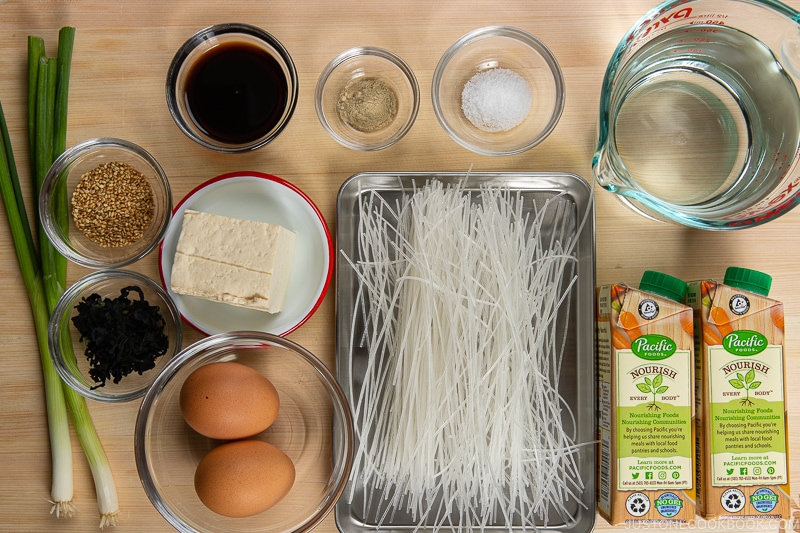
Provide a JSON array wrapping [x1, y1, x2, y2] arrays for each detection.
[[596, 271, 696, 525], [686, 267, 791, 521]]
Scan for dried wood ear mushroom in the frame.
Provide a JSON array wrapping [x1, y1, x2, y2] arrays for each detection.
[[71, 285, 169, 388], [71, 161, 155, 247]]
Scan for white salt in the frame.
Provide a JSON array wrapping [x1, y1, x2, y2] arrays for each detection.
[[461, 68, 532, 132]]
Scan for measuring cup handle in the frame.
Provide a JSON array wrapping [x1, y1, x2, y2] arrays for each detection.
[[592, 148, 627, 193], [780, 23, 800, 78]]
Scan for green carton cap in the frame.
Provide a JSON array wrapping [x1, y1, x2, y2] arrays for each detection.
[[639, 270, 687, 303], [724, 267, 772, 296]]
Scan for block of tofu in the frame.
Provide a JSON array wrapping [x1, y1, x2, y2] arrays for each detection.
[[170, 210, 296, 313]]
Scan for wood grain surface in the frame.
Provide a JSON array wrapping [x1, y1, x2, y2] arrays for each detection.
[[1, 0, 798, 531]]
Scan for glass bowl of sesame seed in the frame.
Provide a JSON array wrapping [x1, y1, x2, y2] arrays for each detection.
[[432, 26, 565, 156], [39, 137, 173, 269]]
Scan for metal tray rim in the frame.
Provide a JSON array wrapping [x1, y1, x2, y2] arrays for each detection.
[[334, 171, 597, 533]]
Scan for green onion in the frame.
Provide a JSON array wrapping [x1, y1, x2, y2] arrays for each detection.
[[24, 36, 75, 517], [2, 27, 120, 526], [34, 56, 61, 307], [49, 26, 73, 298], [0, 100, 75, 518], [53, 27, 74, 158], [48, 28, 120, 527], [27, 36, 45, 163]]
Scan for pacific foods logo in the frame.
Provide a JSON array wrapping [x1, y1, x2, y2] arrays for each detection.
[[722, 330, 768, 356], [631, 334, 676, 360]]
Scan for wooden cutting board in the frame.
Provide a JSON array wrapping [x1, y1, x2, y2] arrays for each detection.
[[1, 0, 798, 531]]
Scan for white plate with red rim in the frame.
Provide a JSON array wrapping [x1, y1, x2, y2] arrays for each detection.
[[159, 171, 333, 336]]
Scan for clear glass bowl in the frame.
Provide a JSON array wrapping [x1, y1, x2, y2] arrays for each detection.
[[315, 47, 419, 151], [135, 331, 354, 533], [49, 269, 183, 402], [166, 23, 298, 153], [432, 26, 565, 156], [39, 137, 173, 269]]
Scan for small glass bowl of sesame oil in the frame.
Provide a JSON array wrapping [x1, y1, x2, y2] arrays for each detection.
[[39, 137, 173, 269]]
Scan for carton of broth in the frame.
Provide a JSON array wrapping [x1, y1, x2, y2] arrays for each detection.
[[686, 267, 791, 521], [596, 271, 696, 525]]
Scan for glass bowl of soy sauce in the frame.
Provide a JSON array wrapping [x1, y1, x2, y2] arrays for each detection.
[[166, 23, 298, 153]]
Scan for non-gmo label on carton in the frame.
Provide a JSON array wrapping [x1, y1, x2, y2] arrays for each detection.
[[750, 488, 779, 513], [654, 492, 684, 518], [708, 343, 787, 486], [616, 346, 693, 490]]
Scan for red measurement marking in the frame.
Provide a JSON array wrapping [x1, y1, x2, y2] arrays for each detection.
[[628, 6, 694, 44]]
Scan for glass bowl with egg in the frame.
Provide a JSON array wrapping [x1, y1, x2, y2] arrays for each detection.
[[432, 26, 565, 156], [134, 331, 354, 533], [315, 47, 419, 151], [39, 137, 173, 269]]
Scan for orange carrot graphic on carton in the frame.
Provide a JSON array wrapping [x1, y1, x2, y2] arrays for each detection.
[[610, 284, 644, 339], [771, 304, 785, 330], [680, 311, 693, 338], [612, 329, 631, 349], [709, 305, 734, 336]]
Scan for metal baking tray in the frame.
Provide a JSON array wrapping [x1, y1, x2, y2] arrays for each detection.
[[334, 172, 596, 533]]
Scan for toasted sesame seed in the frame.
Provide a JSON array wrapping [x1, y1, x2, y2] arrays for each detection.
[[71, 162, 155, 248]]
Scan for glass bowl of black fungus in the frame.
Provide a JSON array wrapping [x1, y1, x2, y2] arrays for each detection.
[[48, 269, 183, 402]]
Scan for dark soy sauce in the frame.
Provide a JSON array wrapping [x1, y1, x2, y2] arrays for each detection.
[[184, 41, 288, 144]]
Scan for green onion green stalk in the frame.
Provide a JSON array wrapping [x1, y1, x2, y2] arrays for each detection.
[[0, 27, 119, 527]]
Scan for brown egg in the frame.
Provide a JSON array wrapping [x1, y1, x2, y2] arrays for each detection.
[[194, 439, 296, 517], [180, 361, 280, 440]]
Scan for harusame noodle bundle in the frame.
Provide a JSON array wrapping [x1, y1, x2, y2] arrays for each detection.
[[343, 180, 588, 531]]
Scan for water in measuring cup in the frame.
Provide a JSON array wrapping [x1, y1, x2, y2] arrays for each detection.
[[612, 24, 800, 212]]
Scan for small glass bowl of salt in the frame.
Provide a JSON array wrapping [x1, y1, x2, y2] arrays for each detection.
[[432, 26, 565, 156]]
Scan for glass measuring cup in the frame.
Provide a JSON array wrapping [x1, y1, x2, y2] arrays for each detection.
[[593, 0, 800, 229]]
